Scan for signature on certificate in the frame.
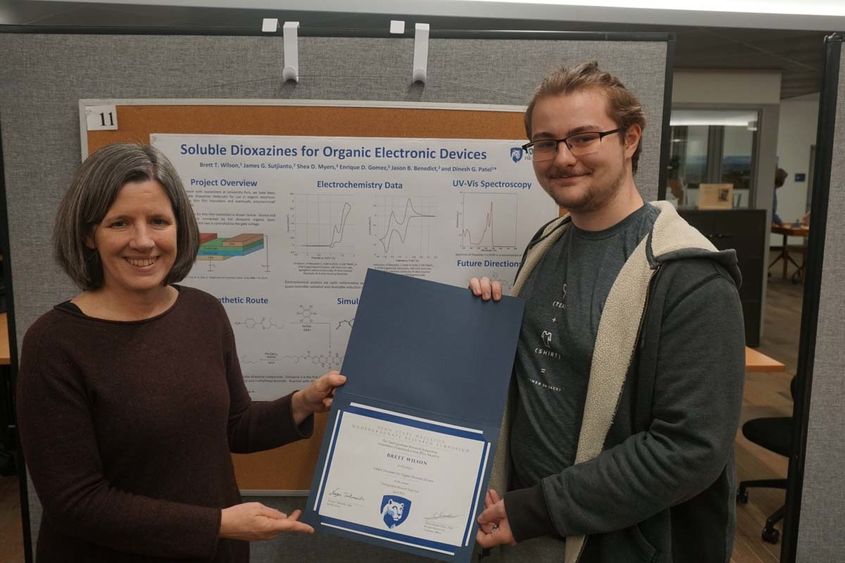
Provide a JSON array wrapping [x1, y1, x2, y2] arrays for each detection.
[[424, 511, 462, 521], [329, 488, 365, 502]]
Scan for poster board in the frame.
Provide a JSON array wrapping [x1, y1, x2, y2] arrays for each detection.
[[2, 31, 671, 556], [81, 100, 548, 491]]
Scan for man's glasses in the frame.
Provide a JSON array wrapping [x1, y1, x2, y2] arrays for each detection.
[[521, 128, 624, 162]]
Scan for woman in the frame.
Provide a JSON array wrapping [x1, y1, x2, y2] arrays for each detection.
[[17, 143, 345, 562]]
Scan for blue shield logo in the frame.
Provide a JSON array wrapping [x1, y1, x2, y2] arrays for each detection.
[[510, 147, 523, 163], [380, 495, 411, 529]]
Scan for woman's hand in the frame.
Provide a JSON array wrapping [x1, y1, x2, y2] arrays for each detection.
[[219, 502, 313, 541], [292, 370, 347, 424]]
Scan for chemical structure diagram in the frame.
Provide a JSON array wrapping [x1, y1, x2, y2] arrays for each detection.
[[233, 316, 284, 331], [297, 305, 318, 326], [240, 351, 280, 366], [283, 305, 343, 367], [282, 349, 344, 370], [233, 305, 345, 371]]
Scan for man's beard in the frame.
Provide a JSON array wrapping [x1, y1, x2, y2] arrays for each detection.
[[545, 164, 627, 213]]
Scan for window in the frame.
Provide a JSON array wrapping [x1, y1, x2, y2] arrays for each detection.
[[666, 109, 759, 209]]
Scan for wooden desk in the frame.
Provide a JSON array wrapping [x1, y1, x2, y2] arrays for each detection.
[[0, 314, 8, 366], [770, 224, 809, 282], [745, 346, 786, 372], [0, 313, 11, 453]]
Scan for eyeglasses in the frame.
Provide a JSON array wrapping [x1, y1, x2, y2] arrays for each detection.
[[522, 128, 624, 161]]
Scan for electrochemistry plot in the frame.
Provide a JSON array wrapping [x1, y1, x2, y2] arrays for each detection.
[[457, 192, 519, 251], [288, 194, 355, 256], [370, 196, 437, 257]]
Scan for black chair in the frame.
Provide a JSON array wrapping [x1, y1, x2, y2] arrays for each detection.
[[736, 377, 796, 544]]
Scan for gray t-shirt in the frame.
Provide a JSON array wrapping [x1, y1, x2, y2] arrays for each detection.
[[511, 203, 659, 488]]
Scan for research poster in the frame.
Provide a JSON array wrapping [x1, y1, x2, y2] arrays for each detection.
[[151, 133, 555, 400]]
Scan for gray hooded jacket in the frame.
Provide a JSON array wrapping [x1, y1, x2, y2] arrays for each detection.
[[488, 201, 745, 563]]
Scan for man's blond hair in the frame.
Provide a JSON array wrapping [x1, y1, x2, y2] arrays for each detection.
[[525, 61, 646, 173]]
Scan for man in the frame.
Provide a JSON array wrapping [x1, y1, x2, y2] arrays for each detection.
[[772, 167, 788, 225], [469, 62, 745, 562]]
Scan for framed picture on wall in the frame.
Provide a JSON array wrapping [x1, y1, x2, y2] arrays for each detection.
[[698, 183, 734, 209]]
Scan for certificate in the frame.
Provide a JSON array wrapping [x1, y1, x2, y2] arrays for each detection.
[[313, 403, 489, 555], [305, 269, 524, 562]]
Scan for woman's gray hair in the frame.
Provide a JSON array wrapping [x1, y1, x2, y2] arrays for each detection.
[[54, 143, 199, 290]]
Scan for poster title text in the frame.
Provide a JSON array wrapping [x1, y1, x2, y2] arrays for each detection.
[[180, 143, 489, 161]]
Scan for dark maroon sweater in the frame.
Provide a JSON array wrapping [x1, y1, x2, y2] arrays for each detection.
[[17, 286, 312, 562]]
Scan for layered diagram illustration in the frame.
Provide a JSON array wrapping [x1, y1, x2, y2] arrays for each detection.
[[198, 233, 265, 260]]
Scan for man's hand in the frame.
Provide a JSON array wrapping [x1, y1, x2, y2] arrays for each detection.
[[476, 489, 516, 548], [219, 502, 314, 541], [292, 370, 347, 424], [468, 277, 503, 302]]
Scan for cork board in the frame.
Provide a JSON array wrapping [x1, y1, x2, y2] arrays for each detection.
[[83, 101, 526, 491], [85, 103, 527, 153]]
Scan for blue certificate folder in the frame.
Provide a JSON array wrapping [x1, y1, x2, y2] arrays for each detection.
[[304, 269, 524, 562]]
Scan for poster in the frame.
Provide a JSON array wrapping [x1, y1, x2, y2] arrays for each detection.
[[152, 133, 554, 399]]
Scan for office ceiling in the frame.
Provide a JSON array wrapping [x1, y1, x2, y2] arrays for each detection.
[[671, 27, 826, 100], [0, 1, 830, 99]]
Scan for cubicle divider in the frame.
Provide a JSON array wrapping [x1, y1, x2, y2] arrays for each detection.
[[0, 27, 671, 562], [786, 33, 845, 563]]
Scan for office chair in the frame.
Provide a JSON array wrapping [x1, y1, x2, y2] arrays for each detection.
[[736, 377, 796, 544]]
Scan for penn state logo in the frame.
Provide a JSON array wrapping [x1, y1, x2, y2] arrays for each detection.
[[380, 495, 411, 529], [510, 147, 523, 163]]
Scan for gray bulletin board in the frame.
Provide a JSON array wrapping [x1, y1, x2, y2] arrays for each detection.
[[0, 29, 671, 562]]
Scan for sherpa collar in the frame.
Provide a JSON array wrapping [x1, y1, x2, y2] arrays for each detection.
[[508, 200, 728, 563]]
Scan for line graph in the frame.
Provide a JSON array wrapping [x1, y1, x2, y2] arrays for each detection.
[[370, 196, 437, 257], [457, 192, 518, 251], [305, 202, 350, 249], [288, 194, 355, 256]]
